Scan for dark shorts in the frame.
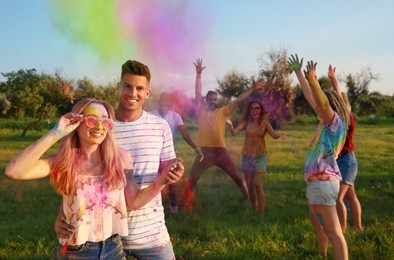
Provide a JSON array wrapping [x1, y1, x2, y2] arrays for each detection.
[[337, 152, 358, 185]]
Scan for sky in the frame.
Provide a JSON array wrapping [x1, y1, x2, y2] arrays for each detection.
[[1, 0, 393, 98]]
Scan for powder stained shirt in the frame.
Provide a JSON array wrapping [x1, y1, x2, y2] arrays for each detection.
[[114, 111, 176, 250], [60, 174, 128, 246], [304, 112, 346, 181]]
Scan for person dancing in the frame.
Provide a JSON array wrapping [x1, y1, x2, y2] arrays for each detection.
[[328, 65, 363, 233], [288, 54, 349, 259], [227, 99, 286, 215]]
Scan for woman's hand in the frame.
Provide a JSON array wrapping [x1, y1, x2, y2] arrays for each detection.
[[53, 113, 84, 137], [287, 54, 303, 72], [304, 61, 319, 89], [252, 80, 264, 91], [328, 64, 337, 82]]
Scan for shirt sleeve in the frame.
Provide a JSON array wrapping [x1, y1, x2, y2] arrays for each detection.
[[222, 105, 231, 117], [173, 112, 184, 127], [326, 112, 341, 134], [160, 120, 176, 161]]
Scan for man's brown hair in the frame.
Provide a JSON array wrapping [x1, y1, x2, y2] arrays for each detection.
[[121, 60, 151, 81]]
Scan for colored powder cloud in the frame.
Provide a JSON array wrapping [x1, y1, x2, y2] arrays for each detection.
[[45, 0, 129, 60], [117, 0, 210, 68], [45, 0, 212, 89]]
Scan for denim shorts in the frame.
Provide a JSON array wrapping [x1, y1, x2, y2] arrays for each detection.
[[306, 179, 340, 206], [54, 234, 125, 260], [241, 155, 268, 173], [124, 241, 175, 260], [337, 152, 358, 185]]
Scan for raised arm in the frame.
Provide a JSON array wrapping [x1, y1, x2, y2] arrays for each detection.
[[304, 61, 335, 126], [328, 65, 340, 94], [5, 113, 83, 180], [328, 65, 352, 112], [125, 156, 184, 210], [228, 80, 263, 113], [194, 58, 206, 109], [288, 54, 318, 113]]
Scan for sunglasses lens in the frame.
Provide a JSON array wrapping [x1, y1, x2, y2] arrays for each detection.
[[84, 116, 113, 130], [102, 119, 113, 130], [85, 117, 99, 128]]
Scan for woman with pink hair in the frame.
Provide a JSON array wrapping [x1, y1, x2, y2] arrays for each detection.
[[5, 98, 183, 259]]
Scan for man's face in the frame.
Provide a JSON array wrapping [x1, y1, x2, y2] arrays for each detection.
[[118, 74, 150, 112], [206, 93, 218, 111]]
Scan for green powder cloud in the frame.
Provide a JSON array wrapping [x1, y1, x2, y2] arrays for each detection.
[[45, 0, 130, 60]]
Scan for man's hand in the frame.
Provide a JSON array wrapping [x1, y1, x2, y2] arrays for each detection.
[[194, 58, 206, 75], [166, 159, 184, 184], [287, 54, 303, 72], [195, 147, 204, 162], [54, 210, 74, 240]]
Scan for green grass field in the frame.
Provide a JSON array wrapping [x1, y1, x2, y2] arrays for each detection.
[[0, 117, 393, 259]]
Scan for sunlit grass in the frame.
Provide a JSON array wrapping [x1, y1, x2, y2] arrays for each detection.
[[1, 117, 393, 259]]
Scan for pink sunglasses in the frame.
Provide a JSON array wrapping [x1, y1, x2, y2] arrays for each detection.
[[83, 115, 114, 130]]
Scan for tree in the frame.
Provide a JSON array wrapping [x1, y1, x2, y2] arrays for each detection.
[[0, 69, 76, 135], [0, 69, 45, 119], [377, 95, 394, 117], [216, 69, 249, 103], [0, 93, 11, 115], [74, 77, 119, 107], [20, 71, 75, 137], [74, 77, 101, 101], [293, 84, 314, 115], [345, 67, 378, 110], [256, 47, 295, 127], [355, 91, 392, 116], [101, 82, 119, 108], [215, 47, 296, 127], [41, 71, 75, 117]]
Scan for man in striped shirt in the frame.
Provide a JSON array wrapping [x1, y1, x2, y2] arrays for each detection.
[[55, 60, 181, 259], [115, 60, 180, 259]]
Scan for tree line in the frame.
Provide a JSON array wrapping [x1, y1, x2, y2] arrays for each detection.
[[1, 49, 393, 132]]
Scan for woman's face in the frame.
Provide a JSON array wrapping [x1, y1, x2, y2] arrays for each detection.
[[77, 103, 113, 146], [249, 102, 261, 120]]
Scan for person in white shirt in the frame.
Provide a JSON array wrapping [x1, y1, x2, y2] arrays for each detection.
[[150, 92, 202, 213]]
